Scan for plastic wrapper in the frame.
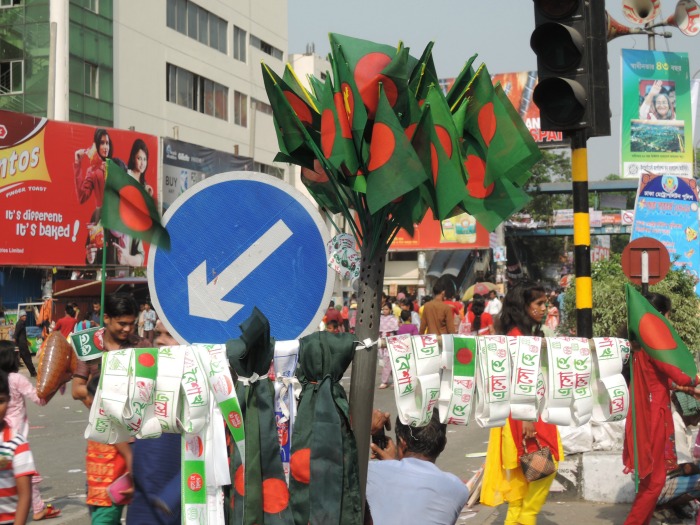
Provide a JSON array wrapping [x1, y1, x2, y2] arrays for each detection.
[[36, 331, 77, 400]]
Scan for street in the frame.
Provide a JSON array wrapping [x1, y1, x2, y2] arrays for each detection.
[[23, 357, 641, 524]]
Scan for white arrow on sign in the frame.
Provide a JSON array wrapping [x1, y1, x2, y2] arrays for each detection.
[[187, 219, 293, 321]]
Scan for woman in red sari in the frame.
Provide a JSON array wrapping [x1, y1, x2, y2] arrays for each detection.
[[623, 293, 698, 525], [482, 281, 562, 525]]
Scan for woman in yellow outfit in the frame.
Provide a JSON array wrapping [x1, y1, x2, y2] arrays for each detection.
[[481, 280, 563, 525]]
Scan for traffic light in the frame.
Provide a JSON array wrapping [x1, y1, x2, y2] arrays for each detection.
[[530, 0, 610, 137]]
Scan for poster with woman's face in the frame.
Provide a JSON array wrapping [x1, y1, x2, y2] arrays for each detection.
[[0, 110, 159, 266], [621, 49, 693, 180]]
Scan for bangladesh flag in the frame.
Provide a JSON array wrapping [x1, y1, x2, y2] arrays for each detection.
[[626, 284, 697, 384], [102, 160, 170, 250], [365, 85, 427, 214]]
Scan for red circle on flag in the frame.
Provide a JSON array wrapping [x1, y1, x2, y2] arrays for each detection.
[[188, 473, 203, 492], [638, 313, 677, 351], [430, 143, 439, 184], [321, 109, 336, 158], [234, 465, 245, 495], [367, 123, 395, 171], [229, 412, 242, 428], [262, 478, 290, 513], [138, 353, 155, 367], [435, 125, 453, 158], [301, 164, 329, 183], [283, 91, 313, 125], [456, 347, 474, 365], [118, 185, 153, 232], [354, 52, 396, 118], [465, 155, 494, 199], [333, 92, 353, 139], [478, 102, 497, 146], [290, 448, 311, 484]]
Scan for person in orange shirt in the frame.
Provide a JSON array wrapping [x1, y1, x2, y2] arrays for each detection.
[[419, 284, 455, 335]]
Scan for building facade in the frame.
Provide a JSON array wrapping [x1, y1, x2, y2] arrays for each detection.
[[0, 0, 287, 176]]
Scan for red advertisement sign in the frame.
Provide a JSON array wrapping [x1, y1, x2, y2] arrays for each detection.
[[390, 209, 489, 251], [440, 71, 566, 147], [0, 110, 159, 266]]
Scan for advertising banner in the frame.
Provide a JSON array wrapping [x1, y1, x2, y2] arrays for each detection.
[[162, 138, 253, 211], [440, 71, 566, 148], [621, 50, 694, 179], [0, 110, 159, 266], [389, 209, 489, 251], [631, 174, 700, 295]]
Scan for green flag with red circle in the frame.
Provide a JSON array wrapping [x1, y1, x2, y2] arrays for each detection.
[[626, 284, 697, 383], [365, 85, 427, 214], [102, 159, 170, 250]]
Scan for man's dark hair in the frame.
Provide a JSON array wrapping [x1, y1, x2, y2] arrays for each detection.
[[432, 283, 445, 296], [104, 293, 138, 318], [394, 411, 447, 461], [0, 341, 18, 374], [0, 370, 10, 398], [65, 304, 75, 318], [326, 320, 339, 330]]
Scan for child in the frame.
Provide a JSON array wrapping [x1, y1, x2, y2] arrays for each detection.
[[397, 310, 418, 336], [378, 303, 399, 389], [0, 369, 36, 525], [85, 376, 133, 524], [0, 341, 59, 521]]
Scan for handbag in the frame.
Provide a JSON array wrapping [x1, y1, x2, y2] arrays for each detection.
[[519, 437, 556, 482]]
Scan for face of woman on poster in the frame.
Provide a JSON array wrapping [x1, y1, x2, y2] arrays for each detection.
[[134, 149, 147, 176], [654, 94, 672, 119], [527, 294, 547, 324], [97, 133, 111, 159]]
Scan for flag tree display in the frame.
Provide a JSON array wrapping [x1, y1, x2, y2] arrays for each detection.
[[262, 33, 541, 500]]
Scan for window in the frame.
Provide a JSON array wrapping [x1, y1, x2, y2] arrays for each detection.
[[167, 0, 227, 53], [0, 0, 22, 7], [254, 162, 284, 179], [251, 97, 272, 116], [166, 64, 228, 120], [234, 91, 247, 127], [233, 26, 246, 62], [250, 35, 283, 60], [84, 62, 98, 97], [0, 60, 23, 94]]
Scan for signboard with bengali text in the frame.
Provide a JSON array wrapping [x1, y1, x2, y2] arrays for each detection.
[[621, 50, 693, 179]]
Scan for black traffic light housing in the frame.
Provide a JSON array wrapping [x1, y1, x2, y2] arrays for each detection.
[[530, 0, 610, 138]]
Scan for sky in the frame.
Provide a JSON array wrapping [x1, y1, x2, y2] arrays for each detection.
[[288, 0, 700, 181]]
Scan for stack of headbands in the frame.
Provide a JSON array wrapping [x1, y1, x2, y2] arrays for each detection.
[[385, 335, 631, 428]]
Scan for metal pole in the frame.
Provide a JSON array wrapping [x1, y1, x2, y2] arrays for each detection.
[[47, 22, 57, 119], [571, 131, 593, 338], [646, 23, 656, 50], [641, 251, 649, 296]]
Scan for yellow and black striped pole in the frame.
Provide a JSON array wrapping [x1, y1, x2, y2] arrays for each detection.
[[571, 132, 592, 338]]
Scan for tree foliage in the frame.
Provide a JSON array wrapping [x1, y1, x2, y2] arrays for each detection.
[[561, 253, 700, 351]]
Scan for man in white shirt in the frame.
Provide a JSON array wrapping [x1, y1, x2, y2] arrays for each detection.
[[366, 410, 469, 525], [485, 290, 502, 316]]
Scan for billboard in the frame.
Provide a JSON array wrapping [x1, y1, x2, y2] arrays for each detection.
[[621, 50, 694, 179], [440, 71, 566, 148], [162, 138, 254, 211], [631, 174, 700, 295], [0, 110, 159, 266], [389, 209, 489, 251]]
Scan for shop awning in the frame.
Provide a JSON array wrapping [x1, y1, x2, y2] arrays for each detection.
[[442, 250, 471, 277], [426, 250, 471, 278], [383, 261, 420, 285]]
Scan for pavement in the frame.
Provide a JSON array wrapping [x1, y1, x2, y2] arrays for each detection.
[[19, 353, 691, 525]]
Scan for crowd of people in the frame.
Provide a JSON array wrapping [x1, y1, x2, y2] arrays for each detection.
[[3, 277, 699, 524]]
